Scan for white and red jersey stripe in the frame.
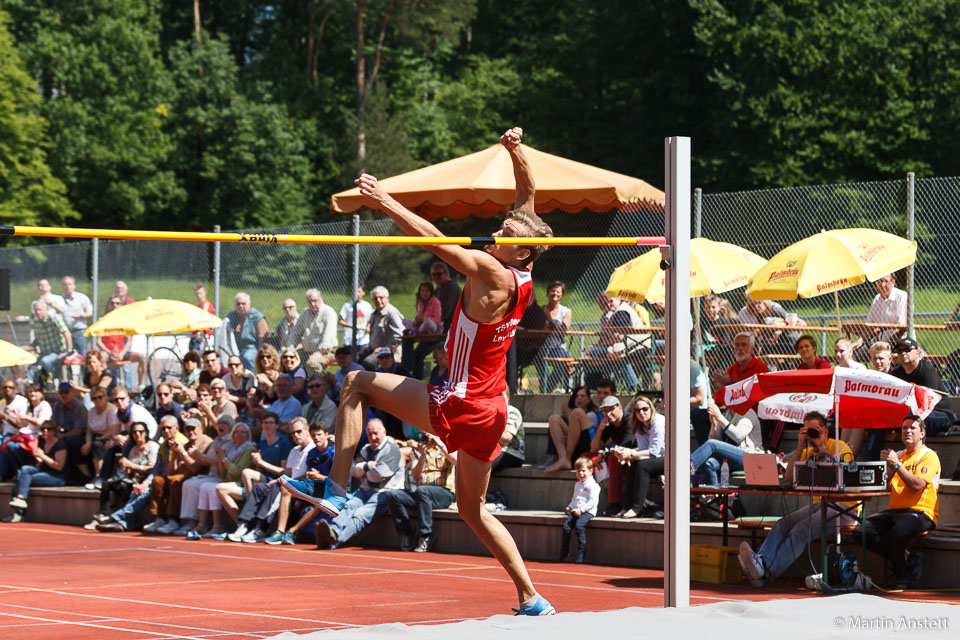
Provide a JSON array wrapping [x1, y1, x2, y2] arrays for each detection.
[[440, 266, 532, 400]]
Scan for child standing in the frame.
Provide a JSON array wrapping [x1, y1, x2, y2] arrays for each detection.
[[559, 457, 601, 564]]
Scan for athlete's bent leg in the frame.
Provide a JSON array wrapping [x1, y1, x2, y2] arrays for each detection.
[[330, 370, 434, 490], [455, 450, 539, 604]]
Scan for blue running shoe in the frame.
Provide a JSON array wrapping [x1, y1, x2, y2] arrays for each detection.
[[280, 475, 346, 517], [512, 595, 556, 616]]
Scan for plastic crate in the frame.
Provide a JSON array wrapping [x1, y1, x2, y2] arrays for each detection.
[[690, 544, 741, 584]]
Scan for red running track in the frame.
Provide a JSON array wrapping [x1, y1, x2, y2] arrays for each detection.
[[0, 524, 954, 639]]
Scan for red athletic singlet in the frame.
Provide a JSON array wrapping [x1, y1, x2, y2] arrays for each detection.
[[442, 266, 532, 400]]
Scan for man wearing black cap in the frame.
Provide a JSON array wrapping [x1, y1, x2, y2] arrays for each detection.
[[890, 337, 954, 436]]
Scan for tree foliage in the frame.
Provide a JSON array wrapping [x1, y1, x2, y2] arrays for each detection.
[[2, 0, 960, 235], [0, 9, 76, 235]]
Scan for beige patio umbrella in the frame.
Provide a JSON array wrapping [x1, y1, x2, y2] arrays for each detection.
[[330, 144, 664, 220]]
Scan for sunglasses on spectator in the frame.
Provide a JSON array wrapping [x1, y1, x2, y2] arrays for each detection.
[[40, 426, 57, 432], [635, 406, 651, 413], [307, 384, 323, 389], [158, 391, 172, 396], [91, 395, 106, 401], [131, 429, 148, 435], [229, 361, 242, 366], [259, 355, 272, 360]]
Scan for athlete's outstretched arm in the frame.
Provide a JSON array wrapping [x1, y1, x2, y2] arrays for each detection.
[[500, 127, 535, 211]]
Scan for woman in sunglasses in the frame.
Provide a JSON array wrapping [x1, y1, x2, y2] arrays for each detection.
[[222, 356, 255, 405], [5, 420, 69, 523], [278, 349, 309, 404]]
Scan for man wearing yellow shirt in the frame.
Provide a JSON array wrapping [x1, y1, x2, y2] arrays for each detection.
[[858, 415, 940, 590], [739, 412, 856, 587]]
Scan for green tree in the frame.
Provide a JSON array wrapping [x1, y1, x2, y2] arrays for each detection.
[[4, 0, 182, 230], [0, 9, 76, 237], [165, 35, 316, 231]]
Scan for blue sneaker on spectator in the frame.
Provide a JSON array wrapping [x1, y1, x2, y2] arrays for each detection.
[[512, 595, 556, 616], [280, 475, 346, 517]]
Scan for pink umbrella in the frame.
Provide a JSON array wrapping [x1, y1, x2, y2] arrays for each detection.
[[714, 367, 942, 430]]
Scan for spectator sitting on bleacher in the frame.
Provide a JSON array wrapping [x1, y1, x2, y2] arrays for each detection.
[[170, 414, 235, 536], [302, 376, 337, 430], [143, 416, 191, 533], [738, 293, 804, 354], [112, 386, 158, 440], [279, 349, 310, 404], [0, 384, 50, 481], [1, 380, 30, 452], [700, 293, 736, 363], [306, 418, 402, 549], [73, 350, 114, 408], [169, 350, 201, 402], [198, 350, 229, 387], [215, 413, 291, 527], [407, 282, 443, 336], [265, 421, 335, 544], [186, 420, 256, 538], [206, 378, 239, 426], [738, 412, 859, 589], [834, 337, 866, 370], [543, 385, 598, 473], [152, 383, 183, 428], [5, 421, 68, 523], [691, 401, 764, 485], [52, 382, 87, 483], [222, 355, 256, 405], [614, 395, 666, 519], [589, 391, 632, 516], [854, 414, 940, 590], [890, 337, 955, 436], [585, 292, 645, 391], [254, 344, 281, 401], [385, 433, 457, 552], [323, 347, 364, 405], [89, 422, 160, 532], [224, 416, 316, 543], [238, 387, 267, 426], [148, 416, 211, 535], [427, 343, 448, 387], [266, 375, 302, 424], [491, 389, 525, 473], [712, 332, 768, 388], [79, 386, 121, 489], [795, 334, 831, 370]]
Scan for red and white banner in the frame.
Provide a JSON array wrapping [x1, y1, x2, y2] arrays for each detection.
[[755, 392, 833, 424], [714, 367, 942, 429]]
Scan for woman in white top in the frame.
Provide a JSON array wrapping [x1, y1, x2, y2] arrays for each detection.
[[80, 386, 121, 487], [615, 395, 666, 518], [690, 401, 765, 485], [15, 384, 52, 436], [540, 281, 573, 393]]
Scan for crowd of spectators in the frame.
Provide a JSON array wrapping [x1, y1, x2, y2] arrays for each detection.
[[1, 266, 957, 593]]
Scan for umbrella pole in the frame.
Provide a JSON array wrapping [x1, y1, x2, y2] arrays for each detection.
[[834, 291, 841, 333]]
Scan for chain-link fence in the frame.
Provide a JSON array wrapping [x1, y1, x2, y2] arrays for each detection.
[[4, 174, 960, 391]]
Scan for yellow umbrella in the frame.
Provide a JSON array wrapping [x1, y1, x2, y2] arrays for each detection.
[[85, 298, 222, 336], [0, 339, 37, 367], [606, 237, 767, 304], [331, 144, 664, 220], [745, 228, 917, 329]]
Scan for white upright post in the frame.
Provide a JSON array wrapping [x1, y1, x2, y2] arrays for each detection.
[[664, 136, 691, 608]]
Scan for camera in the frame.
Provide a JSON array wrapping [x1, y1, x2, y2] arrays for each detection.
[[805, 427, 820, 439]]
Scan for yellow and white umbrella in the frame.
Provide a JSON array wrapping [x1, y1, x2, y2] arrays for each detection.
[[0, 339, 37, 367], [606, 237, 767, 304], [746, 228, 917, 330], [85, 298, 221, 336]]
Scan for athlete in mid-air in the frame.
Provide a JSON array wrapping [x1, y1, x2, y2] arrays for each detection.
[[281, 127, 556, 615]]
